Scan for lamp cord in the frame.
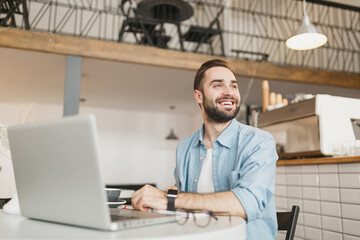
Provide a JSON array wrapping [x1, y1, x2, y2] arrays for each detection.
[[303, 0, 307, 17], [303, 0, 305, 14]]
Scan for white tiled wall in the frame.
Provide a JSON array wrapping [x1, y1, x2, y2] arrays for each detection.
[[275, 163, 360, 240]]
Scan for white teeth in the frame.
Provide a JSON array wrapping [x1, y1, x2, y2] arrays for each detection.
[[221, 102, 232, 105]]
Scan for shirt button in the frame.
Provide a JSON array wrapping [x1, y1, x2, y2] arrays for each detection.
[[200, 157, 203, 161], [194, 179, 198, 183]]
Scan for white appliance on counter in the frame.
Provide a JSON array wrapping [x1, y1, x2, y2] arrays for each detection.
[[258, 94, 360, 158]]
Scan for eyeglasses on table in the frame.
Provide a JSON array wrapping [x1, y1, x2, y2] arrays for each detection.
[[174, 208, 231, 228]]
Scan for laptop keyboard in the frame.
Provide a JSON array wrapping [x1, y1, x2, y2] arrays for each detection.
[[111, 214, 140, 221]]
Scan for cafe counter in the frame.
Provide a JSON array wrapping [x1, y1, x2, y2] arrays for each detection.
[[277, 156, 360, 166], [275, 157, 360, 239]]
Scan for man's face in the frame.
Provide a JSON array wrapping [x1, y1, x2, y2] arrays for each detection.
[[195, 66, 241, 123]]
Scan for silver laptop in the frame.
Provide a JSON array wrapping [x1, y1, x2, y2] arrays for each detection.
[[8, 114, 175, 231]]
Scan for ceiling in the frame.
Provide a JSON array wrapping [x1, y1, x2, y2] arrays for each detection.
[[0, 46, 359, 115]]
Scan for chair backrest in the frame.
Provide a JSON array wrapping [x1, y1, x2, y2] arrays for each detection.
[[208, 6, 224, 29], [277, 205, 300, 240], [120, 0, 137, 18]]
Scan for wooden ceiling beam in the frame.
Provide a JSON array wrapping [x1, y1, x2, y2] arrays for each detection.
[[1, 27, 359, 88]]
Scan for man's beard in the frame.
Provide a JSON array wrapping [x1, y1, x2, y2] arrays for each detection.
[[203, 94, 240, 123]]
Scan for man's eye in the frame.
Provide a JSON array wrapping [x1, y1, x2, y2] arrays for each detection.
[[215, 84, 221, 88], [231, 85, 238, 89]]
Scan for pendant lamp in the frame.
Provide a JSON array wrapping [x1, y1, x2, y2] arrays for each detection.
[[166, 129, 178, 140], [286, 0, 327, 50]]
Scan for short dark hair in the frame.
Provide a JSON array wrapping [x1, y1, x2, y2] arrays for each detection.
[[194, 59, 233, 91]]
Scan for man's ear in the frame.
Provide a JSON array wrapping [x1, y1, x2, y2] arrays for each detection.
[[194, 90, 203, 104]]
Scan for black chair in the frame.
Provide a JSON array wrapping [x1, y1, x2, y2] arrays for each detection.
[[0, 0, 30, 29], [118, 0, 159, 46], [277, 205, 300, 240], [181, 7, 225, 56]]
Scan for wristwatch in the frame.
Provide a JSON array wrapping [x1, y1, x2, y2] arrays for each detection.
[[166, 189, 179, 211]]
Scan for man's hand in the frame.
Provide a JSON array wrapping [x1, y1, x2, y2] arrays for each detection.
[[131, 185, 247, 218], [131, 185, 168, 211]]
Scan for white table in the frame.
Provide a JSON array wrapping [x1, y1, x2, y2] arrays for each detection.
[[0, 210, 246, 240]]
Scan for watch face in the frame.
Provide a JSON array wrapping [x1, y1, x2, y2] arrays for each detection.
[[167, 189, 178, 196]]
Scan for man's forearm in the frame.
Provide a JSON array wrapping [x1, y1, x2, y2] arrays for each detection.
[[175, 191, 248, 219]]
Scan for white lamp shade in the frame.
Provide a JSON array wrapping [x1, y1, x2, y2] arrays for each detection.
[[286, 14, 328, 50]]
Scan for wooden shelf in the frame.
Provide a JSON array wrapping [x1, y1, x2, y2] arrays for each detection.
[[277, 156, 360, 166], [0, 27, 359, 89]]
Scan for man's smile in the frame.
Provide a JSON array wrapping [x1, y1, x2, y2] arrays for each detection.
[[217, 99, 237, 107], [218, 101, 234, 105]]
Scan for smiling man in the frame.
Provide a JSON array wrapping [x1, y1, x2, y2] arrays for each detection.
[[132, 59, 278, 239]]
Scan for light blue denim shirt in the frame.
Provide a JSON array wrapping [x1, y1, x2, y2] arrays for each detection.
[[174, 119, 278, 240]]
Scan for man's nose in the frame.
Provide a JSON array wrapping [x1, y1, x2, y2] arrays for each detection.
[[222, 85, 234, 96]]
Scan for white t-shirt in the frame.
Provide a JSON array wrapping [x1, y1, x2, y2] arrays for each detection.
[[197, 148, 215, 193]]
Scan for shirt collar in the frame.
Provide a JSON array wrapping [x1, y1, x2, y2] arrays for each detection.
[[216, 119, 238, 148], [193, 119, 238, 148], [193, 124, 205, 147]]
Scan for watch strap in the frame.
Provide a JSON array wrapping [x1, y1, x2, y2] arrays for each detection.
[[166, 189, 178, 211], [167, 196, 176, 211]]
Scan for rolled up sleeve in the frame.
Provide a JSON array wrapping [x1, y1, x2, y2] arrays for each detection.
[[230, 132, 278, 221]]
